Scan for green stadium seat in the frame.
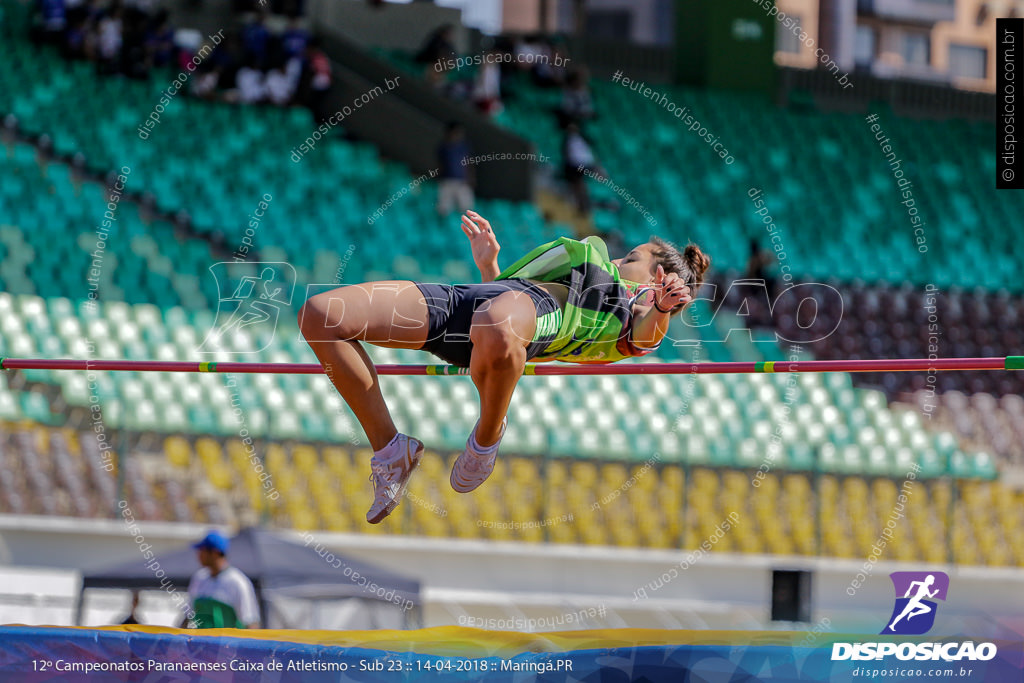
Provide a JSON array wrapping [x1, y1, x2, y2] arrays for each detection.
[[19, 391, 54, 423]]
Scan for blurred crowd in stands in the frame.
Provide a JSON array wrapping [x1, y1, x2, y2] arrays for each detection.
[[30, 1, 330, 114], [417, 27, 582, 117], [418, 25, 608, 217]]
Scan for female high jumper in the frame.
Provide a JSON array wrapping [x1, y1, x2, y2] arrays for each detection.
[[298, 210, 710, 523]]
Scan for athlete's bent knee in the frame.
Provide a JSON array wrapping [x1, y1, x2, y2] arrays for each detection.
[[471, 316, 527, 371], [470, 293, 534, 349], [297, 299, 321, 337]]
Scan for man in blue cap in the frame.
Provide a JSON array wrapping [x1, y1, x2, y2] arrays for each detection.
[[182, 531, 260, 629]]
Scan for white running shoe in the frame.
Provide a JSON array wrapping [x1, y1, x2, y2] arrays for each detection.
[[450, 418, 507, 493], [366, 434, 424, 524]]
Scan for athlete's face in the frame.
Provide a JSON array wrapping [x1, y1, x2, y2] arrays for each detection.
[[612, 244, 657, 284]]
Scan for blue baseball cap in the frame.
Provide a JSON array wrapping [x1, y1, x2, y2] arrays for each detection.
[[193, 531, 230, 554]]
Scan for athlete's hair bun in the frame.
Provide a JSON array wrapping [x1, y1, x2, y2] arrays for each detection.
[[682, 244, 710, 288]]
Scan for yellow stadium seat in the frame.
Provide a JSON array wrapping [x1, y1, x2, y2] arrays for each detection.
[[581, 525, 606, 545], [570, 462, 598, 486], [417, 450, 443, 474], [195, 437, 222, 460], [545, 460, 568, 485], [550, 523, 575, 544], [164, 436, 192, 469], [209, 463, 233, 490], [324, 512, 349, 532], [292, 445, 319, 475], [265, 443, 288, 470], [601, 463, 629, 485]]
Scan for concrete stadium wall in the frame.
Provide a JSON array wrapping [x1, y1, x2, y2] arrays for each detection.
[[1, 515, 1022, 636]]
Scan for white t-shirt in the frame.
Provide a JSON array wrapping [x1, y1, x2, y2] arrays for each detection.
[[187, 566, 259, 626], [473, 62, 501, 100], [265, 70, 294, 105], [98, 18, 122, 59], [566, 133, 595, 167], [236, 68, 266, 104]]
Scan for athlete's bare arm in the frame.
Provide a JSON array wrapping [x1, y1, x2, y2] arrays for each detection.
[[462, 210, 501, 282], [630, 265, 692, 348]]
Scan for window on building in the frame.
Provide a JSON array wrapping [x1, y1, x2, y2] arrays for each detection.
[[854, 25, 876, 66], [903, 32, 931, 66], [949, 44, 987, 79], [776, 14, 803, 54]]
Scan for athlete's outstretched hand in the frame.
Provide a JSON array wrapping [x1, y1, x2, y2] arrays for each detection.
[[652, 264, 691, 313], [461, 210, 501, 282]]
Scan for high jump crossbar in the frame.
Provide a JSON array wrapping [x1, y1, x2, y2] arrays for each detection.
[[0, 357, 1020, 376]]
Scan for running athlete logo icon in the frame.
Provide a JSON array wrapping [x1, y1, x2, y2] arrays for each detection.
[[200, 262, 296, 354], [881, 571, 949, 635]]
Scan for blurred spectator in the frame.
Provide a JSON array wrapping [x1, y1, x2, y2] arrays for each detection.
[[557, 67, 595, 127], [300, 41, 332, 123], [280, 18, 309, 60], [234, 62, 267, 104], [514, 35, 545, 72], [120, 7, 150, 79], [241, 13, 270, 69], [145, 10, 176, 68], [35, 0, 67, 44], [28, 0, 317, 114], [515, 34, 564, 87], [745, 238, 777, 294], [540, 35, 571, 87], [119, 590, 142, 625], [416, 24, 457, 71], [62, 16, 89, 60], [95, 7, 122, 75], [193, 64, 223, 99], [742, 239, 778, 326], [562, 122, 603, 215], [436, 122, 474, 215], [472, 51, 503, 117], [82, 0, 105, 24], [182, 531, 259, 629], [74, 0, 103, 33], [205, 35, 240, 91], [265, 60, 296, 105], [425, 61, 452, 96]]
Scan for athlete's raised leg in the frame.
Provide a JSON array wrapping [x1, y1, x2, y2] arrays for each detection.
[[298, 280, 428, 450], [299, 280, 437, 524]]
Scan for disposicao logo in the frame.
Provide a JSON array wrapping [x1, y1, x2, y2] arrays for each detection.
[[882, 571, 949, 635], [831, 571, 998, 662]]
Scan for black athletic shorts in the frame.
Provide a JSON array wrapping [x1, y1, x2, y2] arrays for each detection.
[[414, 278, 562, 368]]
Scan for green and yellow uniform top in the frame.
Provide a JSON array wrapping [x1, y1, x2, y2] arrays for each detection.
[[496, 236, 661, 364]]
